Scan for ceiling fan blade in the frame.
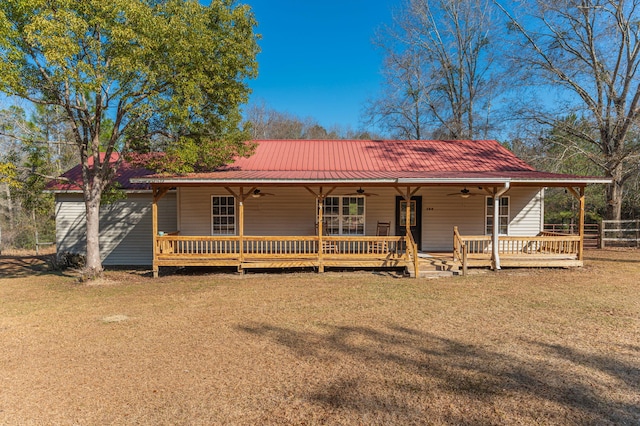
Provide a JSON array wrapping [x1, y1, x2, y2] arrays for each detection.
[[346, 192, 378, 197], [447, 188, 481, 197]]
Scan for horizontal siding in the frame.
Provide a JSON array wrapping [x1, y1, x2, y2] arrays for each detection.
[[509, 188, 543, 236], [422, 187, 542, 251], [55, 193, 177, 266], [178, 187, 403, 237], [421, 187, 486, 251], [176, 186, 542, 252]]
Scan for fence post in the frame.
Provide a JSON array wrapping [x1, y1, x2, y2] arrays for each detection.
[[600, 220, 605, 249]]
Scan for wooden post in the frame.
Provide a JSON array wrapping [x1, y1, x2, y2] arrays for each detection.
[[152, 186, 159, 278], [462, 244, 468, 277], [238, 187, 245, 272], [405, 187, 411, 239], [453, 226, 459, 259], [318, 188, 324, 273], [578, 186, 585, 261], [404, 187, 420, 278], [151, 186, 170, 278], [567, 186, 586, 260]]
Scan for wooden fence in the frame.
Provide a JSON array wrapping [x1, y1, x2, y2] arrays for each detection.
[[543, 223, 600, 249], [601, 220, 640, 247]]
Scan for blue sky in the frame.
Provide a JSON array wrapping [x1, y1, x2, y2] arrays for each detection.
[[245, 0, 400, 131]]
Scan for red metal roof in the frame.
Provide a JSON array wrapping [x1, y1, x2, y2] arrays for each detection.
[[50, 140, 609, 190], [47, 153, 153, 192], [221, 139, 535, 173]]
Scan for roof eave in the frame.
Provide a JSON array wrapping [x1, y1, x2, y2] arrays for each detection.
[[131, 178, 399, 185]]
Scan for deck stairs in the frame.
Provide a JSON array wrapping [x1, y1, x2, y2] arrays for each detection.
[[406, 253, 461, 278]]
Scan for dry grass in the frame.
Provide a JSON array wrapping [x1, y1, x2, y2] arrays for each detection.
[[0, 249, 639, 425]]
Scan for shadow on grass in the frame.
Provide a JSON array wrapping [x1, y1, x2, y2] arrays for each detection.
[[0, 255, 76, 279], [237, 322, 640, 424], [584, 256, 640, 264]]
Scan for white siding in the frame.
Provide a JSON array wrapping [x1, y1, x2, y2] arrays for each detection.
[[55, 192, 177, 266], [422, 187, 486, 251], [176, 185, 543, 252], [421, 187, 543, 251], [508, 188, 544, 236], [178, 187, 402, 236]]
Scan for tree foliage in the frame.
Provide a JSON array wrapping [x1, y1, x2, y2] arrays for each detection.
[[0, 0, 259, 275]]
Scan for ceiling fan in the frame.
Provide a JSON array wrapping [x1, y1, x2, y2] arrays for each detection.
[[447, 187, 481, 198], [346, 187, 379, 197], [250, 188, 275, 198]]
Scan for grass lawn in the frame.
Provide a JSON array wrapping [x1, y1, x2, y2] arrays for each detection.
[[0, 249, 639, 425]]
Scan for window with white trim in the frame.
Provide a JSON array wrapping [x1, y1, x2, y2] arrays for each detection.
[[212, 196, 236, 235], [485, 196, 509, 235], [319, 196, 365, 235]]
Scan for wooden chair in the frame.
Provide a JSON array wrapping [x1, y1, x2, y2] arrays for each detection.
[[369, 221, 391, 254], [316, 222, 339, 254]]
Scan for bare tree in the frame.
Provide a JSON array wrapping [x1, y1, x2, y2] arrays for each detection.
[[246, 102, 376, 140], [495, 0, 640, 221], [366, 0, 502, 139]]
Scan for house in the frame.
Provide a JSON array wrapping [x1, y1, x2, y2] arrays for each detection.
[[50, 139, 610, 277]]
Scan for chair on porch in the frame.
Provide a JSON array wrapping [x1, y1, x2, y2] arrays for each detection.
[[316, 221, 339, 254], [369, 221, 391, 254]]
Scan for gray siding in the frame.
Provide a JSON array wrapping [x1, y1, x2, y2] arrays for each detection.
[[55, 192, 177, 266]]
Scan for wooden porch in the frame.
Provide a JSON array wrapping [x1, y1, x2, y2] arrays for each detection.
[[150, 183, 588, 277], [453, 228, 583, 274], [153, 230, 583, 276], [155, 234, 414, 271]]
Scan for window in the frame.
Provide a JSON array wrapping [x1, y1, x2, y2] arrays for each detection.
[[486, 196, 509, 235], [319, 196, 365, 235], [212, 196, 236, 235], [399, 200, 416, 226]]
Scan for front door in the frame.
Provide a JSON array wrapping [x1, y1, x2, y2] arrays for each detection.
[[395, 196, 422, 248]]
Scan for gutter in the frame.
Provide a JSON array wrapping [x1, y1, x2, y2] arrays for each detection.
[[492, 182, 511, 271]]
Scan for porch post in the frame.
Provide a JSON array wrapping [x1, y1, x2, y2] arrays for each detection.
[[405, 187, 411, 238], [318, 188, 324, 273], [151, 185, 169, 278], [152, 186, 159, 278], [567, 186, 586, 261], [239, 187, 245, 270], [578, 186, 585, 261]]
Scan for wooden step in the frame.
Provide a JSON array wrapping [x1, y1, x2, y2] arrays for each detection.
[[406, 256, 461, 278]]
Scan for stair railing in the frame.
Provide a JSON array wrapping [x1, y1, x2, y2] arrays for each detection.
[[453, 226, 468, 276]]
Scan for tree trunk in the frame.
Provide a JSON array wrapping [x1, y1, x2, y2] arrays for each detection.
[[606, 165, 624, 221], [84, 192, 103, 278]]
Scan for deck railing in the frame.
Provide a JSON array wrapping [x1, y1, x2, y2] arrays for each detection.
[[321, 236, 406, 257], [156, 235, 406, 260], [454, 233, 580, 257], [244, 236, 318, 257], [453, 226, 468, 275], [157, 235, 240, 257]]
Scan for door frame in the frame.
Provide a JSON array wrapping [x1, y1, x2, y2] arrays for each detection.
[[395, 196, 422, 249]]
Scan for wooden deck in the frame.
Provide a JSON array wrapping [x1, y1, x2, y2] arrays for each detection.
[[153, 230, 583, 277], [154, 235, 410, 273], [454, 231, 583, 271]]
